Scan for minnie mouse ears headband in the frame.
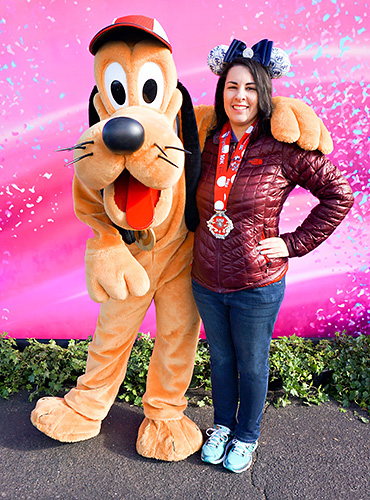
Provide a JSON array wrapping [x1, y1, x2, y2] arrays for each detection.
[[208, 39, 290, 79]]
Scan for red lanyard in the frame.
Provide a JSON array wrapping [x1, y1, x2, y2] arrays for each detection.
[[213, 121, 255, 212]]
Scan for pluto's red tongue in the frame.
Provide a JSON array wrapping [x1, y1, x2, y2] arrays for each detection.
[[114, 170, 160, 230]]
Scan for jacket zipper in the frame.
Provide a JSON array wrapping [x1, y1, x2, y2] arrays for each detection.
[[260, 230, 271, 274]]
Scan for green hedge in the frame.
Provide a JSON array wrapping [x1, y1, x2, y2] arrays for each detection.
[[0, 332, 369, 419]]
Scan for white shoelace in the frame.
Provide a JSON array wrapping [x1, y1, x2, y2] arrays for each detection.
[[230, 438, 257, 456], [205, 427, 231, 447]]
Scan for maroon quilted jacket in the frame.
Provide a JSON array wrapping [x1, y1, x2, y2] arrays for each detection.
[[191, 122, 354, 293]]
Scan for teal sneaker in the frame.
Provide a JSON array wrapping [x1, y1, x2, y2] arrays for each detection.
[[201, 425, 233, 464], [223, 439, 258, 473]]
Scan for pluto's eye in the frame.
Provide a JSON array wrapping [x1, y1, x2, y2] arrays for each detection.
[[138, 62, 164, 109], [111, 80, 126, 105], [104, 62, 128, 110], [142, 79, 158, 104]]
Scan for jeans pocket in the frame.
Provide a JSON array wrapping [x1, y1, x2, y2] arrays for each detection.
[[246, 277, 286, 305], [263, 277, 286, 302]]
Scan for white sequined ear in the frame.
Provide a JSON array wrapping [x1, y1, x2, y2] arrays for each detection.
[[269, 47, 291, 79], [207, 44, 229, 75]]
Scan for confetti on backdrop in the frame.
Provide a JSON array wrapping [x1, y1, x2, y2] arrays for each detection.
[[0, 0, 369, 339]]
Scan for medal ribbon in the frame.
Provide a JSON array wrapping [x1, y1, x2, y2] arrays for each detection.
[[213, 120, 256, 212]]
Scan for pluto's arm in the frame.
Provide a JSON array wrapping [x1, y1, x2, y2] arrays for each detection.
[[271, 96, 333, 154], [194, 98, 333, 155], [73, 175, 150, 302]]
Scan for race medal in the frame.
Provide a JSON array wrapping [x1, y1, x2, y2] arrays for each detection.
[[134, 228, 156, 251], [207, 211, 234, 239], [207, 121, 256, 239]]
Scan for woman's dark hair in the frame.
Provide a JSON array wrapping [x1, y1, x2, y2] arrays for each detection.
[[211, 57, 273, 135]]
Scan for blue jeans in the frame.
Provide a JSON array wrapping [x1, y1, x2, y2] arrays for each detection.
[[192, 277, 285, 443]]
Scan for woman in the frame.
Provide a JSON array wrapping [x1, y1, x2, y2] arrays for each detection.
[[191, 40, 354, 473]]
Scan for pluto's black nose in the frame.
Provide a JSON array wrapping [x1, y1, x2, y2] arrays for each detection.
[[102, 117, 145, 154]]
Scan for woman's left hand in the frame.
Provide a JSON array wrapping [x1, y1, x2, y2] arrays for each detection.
[[258, 237, 289, 258]]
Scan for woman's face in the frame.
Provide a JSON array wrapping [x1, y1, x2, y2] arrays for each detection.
[[223, 64, 259, 139]]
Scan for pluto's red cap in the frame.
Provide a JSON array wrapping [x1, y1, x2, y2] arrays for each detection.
[[89, 15, 172, 55]]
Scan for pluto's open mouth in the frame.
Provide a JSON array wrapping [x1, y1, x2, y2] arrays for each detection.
[[114, 170, 160, 230]]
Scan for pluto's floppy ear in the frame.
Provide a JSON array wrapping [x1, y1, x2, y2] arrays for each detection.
[[89, 86, 100, 127], [177, 81, 202, 232]]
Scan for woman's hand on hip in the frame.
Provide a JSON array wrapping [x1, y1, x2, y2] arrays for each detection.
[[258, 237, 289, 258]]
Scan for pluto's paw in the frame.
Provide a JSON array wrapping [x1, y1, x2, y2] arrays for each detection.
[[136, 415, 203, 461], [30, 397, 101, 443]]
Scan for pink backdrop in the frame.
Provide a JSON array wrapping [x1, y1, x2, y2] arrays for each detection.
[[1, 0, 369, 339]]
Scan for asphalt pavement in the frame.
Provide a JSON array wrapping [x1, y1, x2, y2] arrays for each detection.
[[1, 391, 369, 500]]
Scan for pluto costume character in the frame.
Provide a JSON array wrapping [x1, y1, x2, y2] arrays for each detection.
[[31, 16, 333, 461]]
